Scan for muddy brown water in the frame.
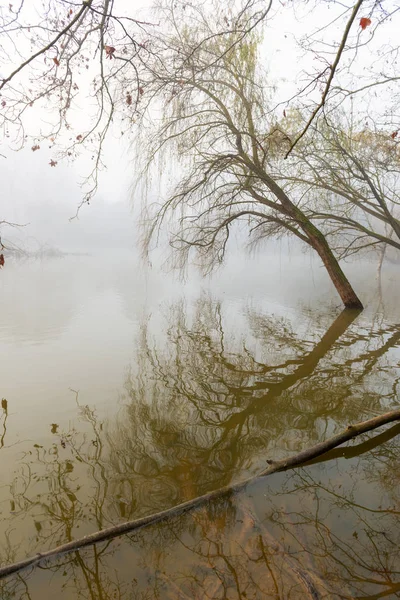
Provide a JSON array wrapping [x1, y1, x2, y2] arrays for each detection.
[[0, 252, 399, 599]]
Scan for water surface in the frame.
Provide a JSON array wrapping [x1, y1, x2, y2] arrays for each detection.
[[0, 252, 399, 598]]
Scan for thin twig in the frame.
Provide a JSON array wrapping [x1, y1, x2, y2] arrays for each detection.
[[285, 0, 364, 159], [0, 1, 93, 92]]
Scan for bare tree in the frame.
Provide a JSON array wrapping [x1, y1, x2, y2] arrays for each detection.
[[3, 0, 398, 302], [0, 0, 271, 207]]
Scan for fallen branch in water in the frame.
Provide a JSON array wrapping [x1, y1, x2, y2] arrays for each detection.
[[1, 407, 399, 580]]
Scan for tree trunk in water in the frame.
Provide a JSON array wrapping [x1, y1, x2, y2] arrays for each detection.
[[249, 172, 364, 309], [312, 236, 363, 309]]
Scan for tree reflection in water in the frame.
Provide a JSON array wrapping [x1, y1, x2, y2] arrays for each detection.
[[0, 297, 399, 598]]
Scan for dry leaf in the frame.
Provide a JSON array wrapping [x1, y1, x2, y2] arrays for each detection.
[[360, 17, 371, 30], [104, 45, 116, 59]]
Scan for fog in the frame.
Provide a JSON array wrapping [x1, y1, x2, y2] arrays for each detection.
[[1, 138, 138, 253], [0, 129, 297, 262]]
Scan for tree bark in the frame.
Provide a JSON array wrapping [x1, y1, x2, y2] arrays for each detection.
[[311, 234, 363, 309], [253, 171, 364, 310]]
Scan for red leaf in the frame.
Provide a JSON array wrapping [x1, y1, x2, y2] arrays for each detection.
[[0, 254, 4, 268], [49, 159, 57, 167], [69, 8, 73, 15], [391, 131, 398, 139], [359, 17, 371, 30], [283, 109, 287, 118], [53, 57, 60, 66]]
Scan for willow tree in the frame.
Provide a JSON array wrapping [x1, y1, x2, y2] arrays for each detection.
[[138, 2, 363, 309]]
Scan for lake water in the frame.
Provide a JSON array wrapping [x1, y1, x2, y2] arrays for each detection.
[[0, 251, 399, 599]]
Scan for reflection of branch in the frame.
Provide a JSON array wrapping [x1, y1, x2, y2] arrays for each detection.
[[1, 407, 400, 579], [303, 422, 400, 467], [0, 399, 8, 449], [285, 0, 364, 159]]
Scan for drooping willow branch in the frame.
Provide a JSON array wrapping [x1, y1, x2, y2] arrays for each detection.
[[1, 407, 399, 580]]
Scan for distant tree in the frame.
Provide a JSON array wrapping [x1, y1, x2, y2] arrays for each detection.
[[0, 220, 25, 267]]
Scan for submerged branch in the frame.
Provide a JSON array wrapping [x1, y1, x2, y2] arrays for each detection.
[[1, 407, 399, 580]]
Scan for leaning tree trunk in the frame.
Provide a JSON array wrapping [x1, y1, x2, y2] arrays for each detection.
[[272, 190, 363, 309], [309, 231, 363, 309], [244, 163, 363, 309]]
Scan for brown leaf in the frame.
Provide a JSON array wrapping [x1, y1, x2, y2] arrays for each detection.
[[391, 130, 398, 139], [76, 134, 83, 141], [31, 145, 40, 151], [0, 254, 4, 268], [126, 93, 132, 106], [53, 57, 60, 66], [104, 45, 116, 59], [49, 159, 57, 167]]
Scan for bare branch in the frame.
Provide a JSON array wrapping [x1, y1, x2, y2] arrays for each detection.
[[284, 0, 364, 158]]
